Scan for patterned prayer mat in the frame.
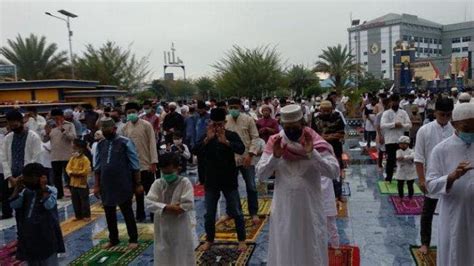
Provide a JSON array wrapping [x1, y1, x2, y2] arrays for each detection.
[[0, 240, 23, 266], [200, 216, 267, 242], [241, 198, 272, 216], [193, 184, 205, 197], [390, 196, 424, 215], [62, 213, 102, 236], [342, 182, 351, 197], [410, 245, 437, 266], [329, 245, 360, 266], [195, 242, 256, 266], [94, 223, 154, 241], [377, 181, 422, 195], [337, 201, 348, 218], [90, 203, 121, 214], [69, 239, 152, 266]]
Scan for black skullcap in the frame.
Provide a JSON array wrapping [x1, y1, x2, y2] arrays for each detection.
[[389, 94, 400, 102], [227, 97, 241, 106], [435, 97, 454, 112], [125, 102, 140, 112], [210, 108, 226, 122], [6, 110, 23, 122], [197, 100, 206, 109], [50, 108, 64, 117]]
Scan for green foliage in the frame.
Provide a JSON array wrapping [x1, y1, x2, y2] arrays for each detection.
[[314, 44, 362, 92], [0, 34, 68, 80], [138, 79, 197, 100], [195, 77, 217, 99], [358, 73, 386, 94], [213, 45, 284, 98], [135, 90, 155, 104], [286, 65, 321, 97], [75, 41, 150, 92]]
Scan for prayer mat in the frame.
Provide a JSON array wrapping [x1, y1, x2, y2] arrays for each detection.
[[90, 203, 120, 214], [337, 201, 348, 218], [369, 149, 378, 160], [342, 182, 351, 197], [410, 245, 437, 266], [195, 242, 256, 265], [329, 245, 360, 266], [0, 240, 23, 266], [377, 181, 422, 195], [94, 223, 154, 241], [194, 184, 205, 197], [390, 196, 424, 215], [241, 198, 272, 216], [62, 213, 102, 236], [69, 239, 152, 266], [64, 188, 94, 198], [200, 216, 267, 242]]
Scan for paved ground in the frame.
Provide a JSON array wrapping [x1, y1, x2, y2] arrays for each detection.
[[0, 137, 437, 265]]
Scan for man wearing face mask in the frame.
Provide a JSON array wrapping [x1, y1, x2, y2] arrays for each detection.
[[163, 102, 185, 145], [109, 107, 125, 136], [224, 98, 260, 224], [122, 102, 158, 222], [0, 110, 42, 219], [381, 94, 412, 182], [426, 102, 474, 266]]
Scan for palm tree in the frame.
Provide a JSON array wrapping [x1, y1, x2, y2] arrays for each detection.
[[286, 65, 320, 97], [0, 34, 68, 80], [314, 44, 362, 92]]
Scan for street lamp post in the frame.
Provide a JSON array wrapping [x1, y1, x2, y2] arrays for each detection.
[[45, 9, 78, 79]]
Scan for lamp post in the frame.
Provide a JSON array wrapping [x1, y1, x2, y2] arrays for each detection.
[[45, 9, 78, 79]]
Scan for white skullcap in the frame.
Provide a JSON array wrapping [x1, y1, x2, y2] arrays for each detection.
[[410, 90, 415, 95], [280, 104, 303, 123], [452, 102, 474, 121], [459, 92, 472, 102], [398, 135, 410, 144], [451, 87, 458, 92], [180, 105, 189, 113], [169, 102, 177, 107]]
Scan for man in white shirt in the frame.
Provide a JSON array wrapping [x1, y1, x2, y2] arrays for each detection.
[[381, 94, 412, 182], [414, 93, 427, 121], [414, 97, 455, 255]]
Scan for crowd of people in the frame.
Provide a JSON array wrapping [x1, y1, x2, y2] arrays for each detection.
[[0, 86, 472, 265]]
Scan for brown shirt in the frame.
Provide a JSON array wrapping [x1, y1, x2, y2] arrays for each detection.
[[225, 113, 259, 166], [48, 121, 76, 162], [122, 118, 158, 171]]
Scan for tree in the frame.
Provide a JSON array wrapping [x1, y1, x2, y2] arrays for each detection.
[[314, 44, 361, 92], [358, 73, 386, 94], [0, 34, 68, 80], [286, 65, 321, 97], [213, 45, 284, 98], [195, 77, 217, 100], [75, 41, 150, 92]]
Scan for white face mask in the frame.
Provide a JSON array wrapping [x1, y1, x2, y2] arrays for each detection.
[[173, 139, 182, 145]]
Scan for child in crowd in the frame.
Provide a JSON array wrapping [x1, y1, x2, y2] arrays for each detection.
[[66, 139, 92, 221], [145, 153, 196, 266], [395, 136, 416, 201], [90, 130, 104, 169], [10, 163, 65, 266], [169, 131, 191, 174]]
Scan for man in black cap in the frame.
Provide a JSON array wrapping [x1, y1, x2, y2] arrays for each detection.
[[193, 108, 247, 252], [0, 110, 42, 219], [162, 102, 185, 144]]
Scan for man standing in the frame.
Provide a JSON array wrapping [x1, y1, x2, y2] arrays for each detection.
[[64, 109, 83, 137], [0, 110, 42, 219], [122, 102, 158, 222], [194, 108, 247, 252], [381, 94, 412, 182], [256, 105, 280, 143], [188, 101, 211, 185], [162, 102, 185, 144], [140, 100, 160, 145], [426, 102, 474, 265], [24, 107, 46, 136], [46, 108, 76, 199], [94, 117, 143, 249], [225, 98, 260, 223], [415, 97, 454, 255]]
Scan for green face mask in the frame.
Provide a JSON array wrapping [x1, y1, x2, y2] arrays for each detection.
[[229, 109, 240, 118], [162, 173, 178, 183], [127, 113, 139, 122]]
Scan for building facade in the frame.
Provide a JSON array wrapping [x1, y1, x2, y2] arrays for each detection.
[[348, 13, 474, 80]]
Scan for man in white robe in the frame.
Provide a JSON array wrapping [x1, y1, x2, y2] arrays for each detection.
[[426, 102, 474, 266], [256, 104, 340, 266]]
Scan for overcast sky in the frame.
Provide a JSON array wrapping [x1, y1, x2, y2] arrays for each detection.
[[1, 0, 472, 80]]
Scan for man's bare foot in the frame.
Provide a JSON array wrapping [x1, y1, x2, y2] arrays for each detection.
[[128, 243, 139, 249], [251, 215, 260, 225], [198, 242, 212, 251], [102, 242, 116, 249], [216, 215, 231, 224], [418, 245, 429, 255], [237, 242, 247, 252]]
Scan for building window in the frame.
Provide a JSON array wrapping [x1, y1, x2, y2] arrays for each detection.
[[414, 36, 419, 42], [403, 35, 409, 41], [462, 36, 471, 42], [364, 62, 368, 65], [462, 47, 469, 52], [382, 60, 386, 64], [452, 37, 461, 43], [434, 39, 438, 44], [452, 47, 461, 53], [424, 48, 430, 53], [381, 49, 386, 54], [439, 39, 442, 45], [382, 70, 387, 74], [363, 51, 368, 55]]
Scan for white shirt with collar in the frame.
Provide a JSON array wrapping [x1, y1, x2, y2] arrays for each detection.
[[380, 108, 412, 144]]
